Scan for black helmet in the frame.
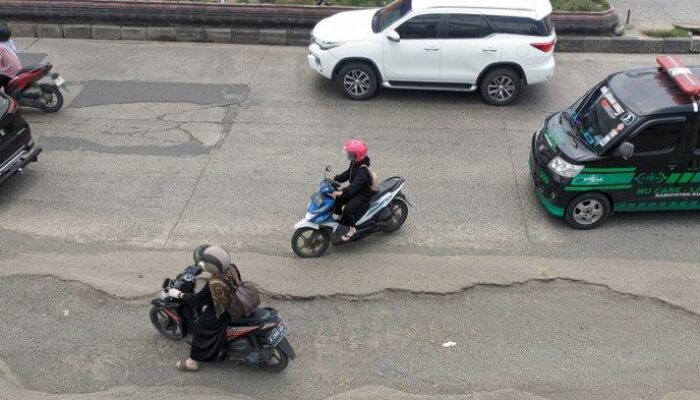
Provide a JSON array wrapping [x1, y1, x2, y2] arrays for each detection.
[[0, 24, 11, 42], [194, 245, 231, 275]]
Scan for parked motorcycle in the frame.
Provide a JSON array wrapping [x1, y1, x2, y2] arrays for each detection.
[[291, 166, 410, 258], [149, 265, 296, 373], [0, 62, 66, 112]]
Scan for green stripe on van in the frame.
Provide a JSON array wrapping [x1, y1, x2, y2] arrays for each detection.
[[565, 184, 632, 192], [678, 173, 695, 184], [582, 167, 636, 173], [666, 173, 681, 184]]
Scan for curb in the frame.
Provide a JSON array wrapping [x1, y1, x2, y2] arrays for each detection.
[[7, 21, 700, 54]]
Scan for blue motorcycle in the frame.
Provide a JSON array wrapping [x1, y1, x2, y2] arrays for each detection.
[[291, 166, 410, 258]]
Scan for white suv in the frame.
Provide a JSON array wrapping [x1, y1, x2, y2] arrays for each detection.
[[308, 0, 556, 106]]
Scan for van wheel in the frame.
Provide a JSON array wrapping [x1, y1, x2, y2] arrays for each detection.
[[565, 193, 611, 230], [479, 67, 522, 106], [336, 62, 378, 101]]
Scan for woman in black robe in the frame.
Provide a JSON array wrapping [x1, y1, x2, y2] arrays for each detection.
[[167, 245, 240, 371]]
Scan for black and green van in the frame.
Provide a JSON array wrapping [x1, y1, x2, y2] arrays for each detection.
[[530, 57, 700, 229]]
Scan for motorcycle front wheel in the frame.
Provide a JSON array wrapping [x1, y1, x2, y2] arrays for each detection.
[[258, 344, 289, 373], [149, 306, 184, 341], [39, 84, 63, 113], [291, 227, 330, 258]]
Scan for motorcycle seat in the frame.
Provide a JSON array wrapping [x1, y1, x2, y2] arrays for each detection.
[[17, 65, 45, 75], [370, 177, 403, 203], [230, 307, 272, 326]]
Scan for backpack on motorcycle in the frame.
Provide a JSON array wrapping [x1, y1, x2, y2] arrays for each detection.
[[229, 281, 261, 319], [224, 264, 261, 319], [362, 165, 379, 192]]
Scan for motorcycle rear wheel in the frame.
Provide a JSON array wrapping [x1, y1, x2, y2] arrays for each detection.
[[291, 227, 330, 258], [39, 84, 63, 113], [381, 199, 408, 233], [258, 344, 289, 373], [149, 306, 184, 341]]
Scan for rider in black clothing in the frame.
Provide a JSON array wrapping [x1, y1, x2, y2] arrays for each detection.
[[332, 139, 374, 241]]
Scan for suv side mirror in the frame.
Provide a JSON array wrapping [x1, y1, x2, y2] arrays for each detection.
[[617, 141, 634, 160], [387, 31, 400, 43]]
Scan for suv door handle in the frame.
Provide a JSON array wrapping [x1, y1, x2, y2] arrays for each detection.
[[668, 162, 678, 170], [482, 48, 498, 53], [424, 47, 439, 52]]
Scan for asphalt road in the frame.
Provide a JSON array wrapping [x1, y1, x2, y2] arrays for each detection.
[[2, 275, 700, 400], [0, 39, 699, 399]]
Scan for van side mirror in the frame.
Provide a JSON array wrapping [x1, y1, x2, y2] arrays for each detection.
[[617, 141, 634, 160], [387, 31, 400, 43]]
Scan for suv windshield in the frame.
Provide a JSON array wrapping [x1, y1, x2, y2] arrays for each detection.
[[563, 84, 633, 154], [372, 0, 412, 33]]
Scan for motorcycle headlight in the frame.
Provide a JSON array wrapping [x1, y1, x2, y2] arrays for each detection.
[[548, 156, 584, 178]]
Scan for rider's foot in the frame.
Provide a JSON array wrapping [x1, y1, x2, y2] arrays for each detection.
[[340, 227, 357, 242], [176, 358, 200, 371]]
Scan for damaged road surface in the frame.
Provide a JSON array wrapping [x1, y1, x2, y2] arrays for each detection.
[[3, 39, 700, 400], [2, 276, 700, 400]]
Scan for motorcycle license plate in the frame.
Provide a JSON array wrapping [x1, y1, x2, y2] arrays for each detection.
[[266, 323, 287, 346], [53, 76, 65, 87]]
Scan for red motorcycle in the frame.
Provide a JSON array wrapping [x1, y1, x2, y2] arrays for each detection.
[[0, 62, 65, 113]]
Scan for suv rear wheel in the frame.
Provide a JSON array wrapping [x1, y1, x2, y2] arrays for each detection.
[[336, 62, 378, 101], [479, 67, 522, 106]]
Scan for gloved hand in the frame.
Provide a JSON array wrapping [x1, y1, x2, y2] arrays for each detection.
[[167, 288, 183, 299]]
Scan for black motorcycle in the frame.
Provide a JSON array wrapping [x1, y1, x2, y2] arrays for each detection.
[[149, 265, 296, 372]]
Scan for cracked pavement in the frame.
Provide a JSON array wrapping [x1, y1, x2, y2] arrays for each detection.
[[0, 38, 699, 399]]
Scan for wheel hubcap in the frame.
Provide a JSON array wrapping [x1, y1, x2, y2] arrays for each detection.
[[487, 76, 515, 102], [572, 199, 604, 225], [344, 70, 371, 96], [297, 230, 324, 255]]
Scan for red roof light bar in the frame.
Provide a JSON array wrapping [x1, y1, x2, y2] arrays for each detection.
[[657, 55, 700, 97]]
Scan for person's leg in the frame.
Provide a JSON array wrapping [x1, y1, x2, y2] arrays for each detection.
[[340, 196, 370, 240], [333, 196, 349, 219]]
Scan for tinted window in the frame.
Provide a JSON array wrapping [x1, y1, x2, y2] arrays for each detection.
[[486, 15, 552, 36], [629, 121, 684, 155], [396, 14, 442, 39], [447, 14, 490, 39]]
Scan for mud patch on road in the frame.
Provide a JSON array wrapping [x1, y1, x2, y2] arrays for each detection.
[[68, 81, 249, 108], [40, 136, 208, 156]]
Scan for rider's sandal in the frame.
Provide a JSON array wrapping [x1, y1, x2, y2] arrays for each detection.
[[176, 359, 200, 372], [340, 233, 355, 242]]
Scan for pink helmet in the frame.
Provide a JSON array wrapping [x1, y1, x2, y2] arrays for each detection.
[[343, 139, 368, 162]]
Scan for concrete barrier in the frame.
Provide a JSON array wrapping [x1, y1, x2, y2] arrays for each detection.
[[4, 20, 696, 54]]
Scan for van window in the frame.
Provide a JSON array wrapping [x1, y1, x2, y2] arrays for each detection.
[[629, 121, 684, 155], [396, 14, 442, 39], [447, 14, 490, 39], [486, 15, 553, 36]]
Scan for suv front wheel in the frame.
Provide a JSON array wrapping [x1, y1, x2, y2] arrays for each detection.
[[479, 67, 522, 106], [336, 62, 378, 101]]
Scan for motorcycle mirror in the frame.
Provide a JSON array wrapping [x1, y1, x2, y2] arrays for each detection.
[[161, 278, 171, 289]]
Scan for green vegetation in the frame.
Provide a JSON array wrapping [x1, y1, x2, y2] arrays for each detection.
[[550, 0, 610, 12], [643, 27, 691, 38]]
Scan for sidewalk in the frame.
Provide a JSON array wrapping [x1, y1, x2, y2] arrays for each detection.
[[609, 0, 700, 30]]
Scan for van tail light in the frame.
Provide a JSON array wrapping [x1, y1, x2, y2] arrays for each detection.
[[531, 39, 556, 53]]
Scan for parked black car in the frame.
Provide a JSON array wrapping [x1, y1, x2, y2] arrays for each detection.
[[0, 93, 41, 185]]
